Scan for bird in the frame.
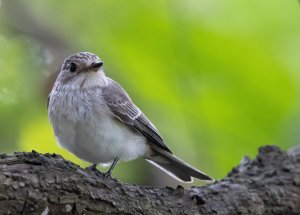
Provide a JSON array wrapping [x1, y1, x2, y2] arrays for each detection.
[[47, 52, 213, 183]]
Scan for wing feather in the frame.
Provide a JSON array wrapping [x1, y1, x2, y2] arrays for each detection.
[[102, 78, 172, 153]]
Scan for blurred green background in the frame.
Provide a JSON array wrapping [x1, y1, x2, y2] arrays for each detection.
[[0, 0, 299, 187]]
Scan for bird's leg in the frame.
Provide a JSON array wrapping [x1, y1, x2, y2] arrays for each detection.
[[104, 158, 119, 178], [86, 163, 104, 177], [86, 163, 99, 172]]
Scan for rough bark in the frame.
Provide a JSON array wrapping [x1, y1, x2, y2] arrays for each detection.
[[0, 145, 299, 215]]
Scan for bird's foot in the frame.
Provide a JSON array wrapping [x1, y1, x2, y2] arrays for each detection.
[[86, 164, 103, 176], [86, 164, 98, 171], [102, 158, 118, 179], [103, 169, 113, 178]]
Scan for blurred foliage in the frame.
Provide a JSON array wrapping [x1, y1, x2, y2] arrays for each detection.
[[0, 0, 299, 186]]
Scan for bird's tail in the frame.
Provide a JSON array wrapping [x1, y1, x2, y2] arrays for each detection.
[[146, 147, 213, 183]]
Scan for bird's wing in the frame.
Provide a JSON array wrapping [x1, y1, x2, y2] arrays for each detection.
[[102, 78, 172, 153]]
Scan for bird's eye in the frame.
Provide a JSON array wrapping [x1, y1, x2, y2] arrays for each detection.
[[69, 63, 77, 72]]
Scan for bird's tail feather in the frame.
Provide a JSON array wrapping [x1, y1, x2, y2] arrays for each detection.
[[146, 147, 213, 183]]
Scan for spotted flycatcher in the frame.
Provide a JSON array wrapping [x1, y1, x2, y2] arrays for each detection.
[[48, 52, 213, 182]]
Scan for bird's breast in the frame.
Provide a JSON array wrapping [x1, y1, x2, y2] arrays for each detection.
[[48, 88, 148, 164]]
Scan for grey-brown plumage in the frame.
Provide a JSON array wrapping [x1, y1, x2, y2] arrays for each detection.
[[48, 51, 213, 182], [102, 78, 212, 182], [102, 79, 171, 153]]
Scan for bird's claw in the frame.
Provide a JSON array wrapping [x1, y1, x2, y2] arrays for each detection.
[[85, 164, 103, 176], [103, 171, 112, 178]]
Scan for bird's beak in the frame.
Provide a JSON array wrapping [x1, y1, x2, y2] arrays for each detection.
[[87, 61, 104, 72]]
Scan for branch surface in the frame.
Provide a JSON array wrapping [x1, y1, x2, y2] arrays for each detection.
[[0, 145, 299, 215]]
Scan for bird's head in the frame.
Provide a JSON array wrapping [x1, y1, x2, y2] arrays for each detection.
[[56, 52, 105, 89]]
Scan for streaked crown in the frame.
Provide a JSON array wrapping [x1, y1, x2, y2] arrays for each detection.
[[62, 52, 101, 71]]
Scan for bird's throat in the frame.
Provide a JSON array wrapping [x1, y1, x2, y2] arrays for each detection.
[[80, 71, 107, 89]]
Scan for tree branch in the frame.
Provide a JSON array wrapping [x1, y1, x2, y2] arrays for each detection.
[[0, 145, 299, 215]]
